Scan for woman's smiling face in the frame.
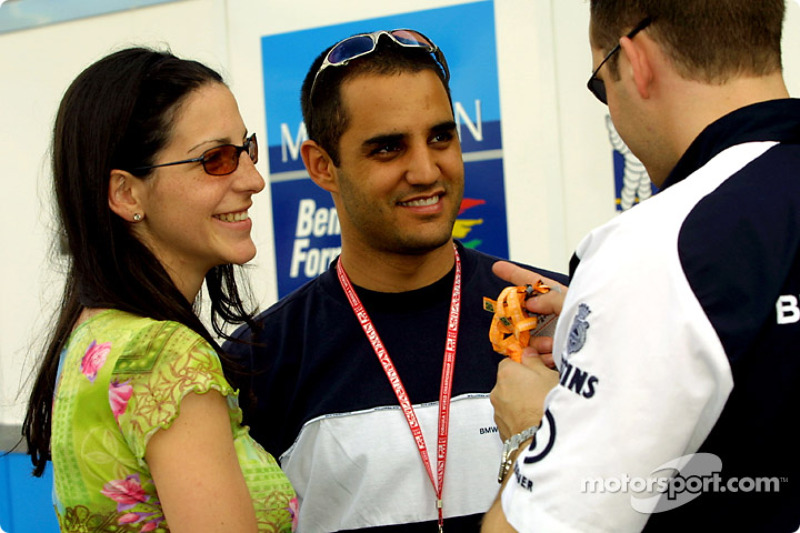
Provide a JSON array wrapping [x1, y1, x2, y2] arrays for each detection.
[[130, 82, 265, 297]]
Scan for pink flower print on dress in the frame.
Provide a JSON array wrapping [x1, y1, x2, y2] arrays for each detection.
[[289, 497, 299, 531], [141, 519, 163, 532], [117, 513, 164, 531], [109, 380, 133, 421], [80, 340, 112, 383], [118, 511, 161, 530], [101, 473, 150, 512], [118, 513, 141, 524]]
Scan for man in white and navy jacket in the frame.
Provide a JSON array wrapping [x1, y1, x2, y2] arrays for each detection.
[[484, 1, 800, 532]]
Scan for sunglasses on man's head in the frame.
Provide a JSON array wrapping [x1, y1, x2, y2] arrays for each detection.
[[309, 29, 450, 100], [131, 133, 258, 176], [587, 17, 653, 105]]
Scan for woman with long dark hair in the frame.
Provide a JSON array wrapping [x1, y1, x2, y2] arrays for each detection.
[[22, 47, 297, 532]]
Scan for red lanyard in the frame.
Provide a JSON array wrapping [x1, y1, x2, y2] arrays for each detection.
[[336, 244, 461, 532]]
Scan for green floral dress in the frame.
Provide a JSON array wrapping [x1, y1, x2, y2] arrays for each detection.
[[50, 310, 297, 532]]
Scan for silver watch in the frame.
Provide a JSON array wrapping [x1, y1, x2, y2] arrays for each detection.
[[497, 425, 539, 483]]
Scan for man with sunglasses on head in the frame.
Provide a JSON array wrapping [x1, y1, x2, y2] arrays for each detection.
[[483, 1, 800, 532], [225, 29, 567, 532]]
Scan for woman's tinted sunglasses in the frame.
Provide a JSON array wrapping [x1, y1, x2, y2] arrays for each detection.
[[131, 133, 258, 176]]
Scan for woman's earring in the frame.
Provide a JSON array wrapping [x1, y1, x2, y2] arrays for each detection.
[[133, 213, 143, 222]]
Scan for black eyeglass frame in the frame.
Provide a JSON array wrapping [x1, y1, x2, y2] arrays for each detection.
[[587, 17, 653, 104], [308, 29, 450, 102], [130, 133, 258, 176]]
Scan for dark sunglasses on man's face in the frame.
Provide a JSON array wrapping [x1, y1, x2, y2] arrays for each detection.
[[131, 133, 258, 176], [587, 17, 653, 105]]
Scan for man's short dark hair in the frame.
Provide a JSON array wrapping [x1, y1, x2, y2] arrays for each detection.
[[300, 34, 452, 166], [590, 0, 785, 83]]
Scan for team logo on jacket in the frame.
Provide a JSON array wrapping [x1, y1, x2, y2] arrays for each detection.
[[567, 303, 591, 354]]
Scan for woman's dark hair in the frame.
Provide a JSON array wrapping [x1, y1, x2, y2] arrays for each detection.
[[23, 47, 258, 477]]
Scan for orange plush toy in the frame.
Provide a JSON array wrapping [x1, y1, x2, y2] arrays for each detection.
[[483, 281, 555, 362]]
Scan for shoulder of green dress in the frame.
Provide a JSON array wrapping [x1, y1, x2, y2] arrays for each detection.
[[98, 313, 220, 378]]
